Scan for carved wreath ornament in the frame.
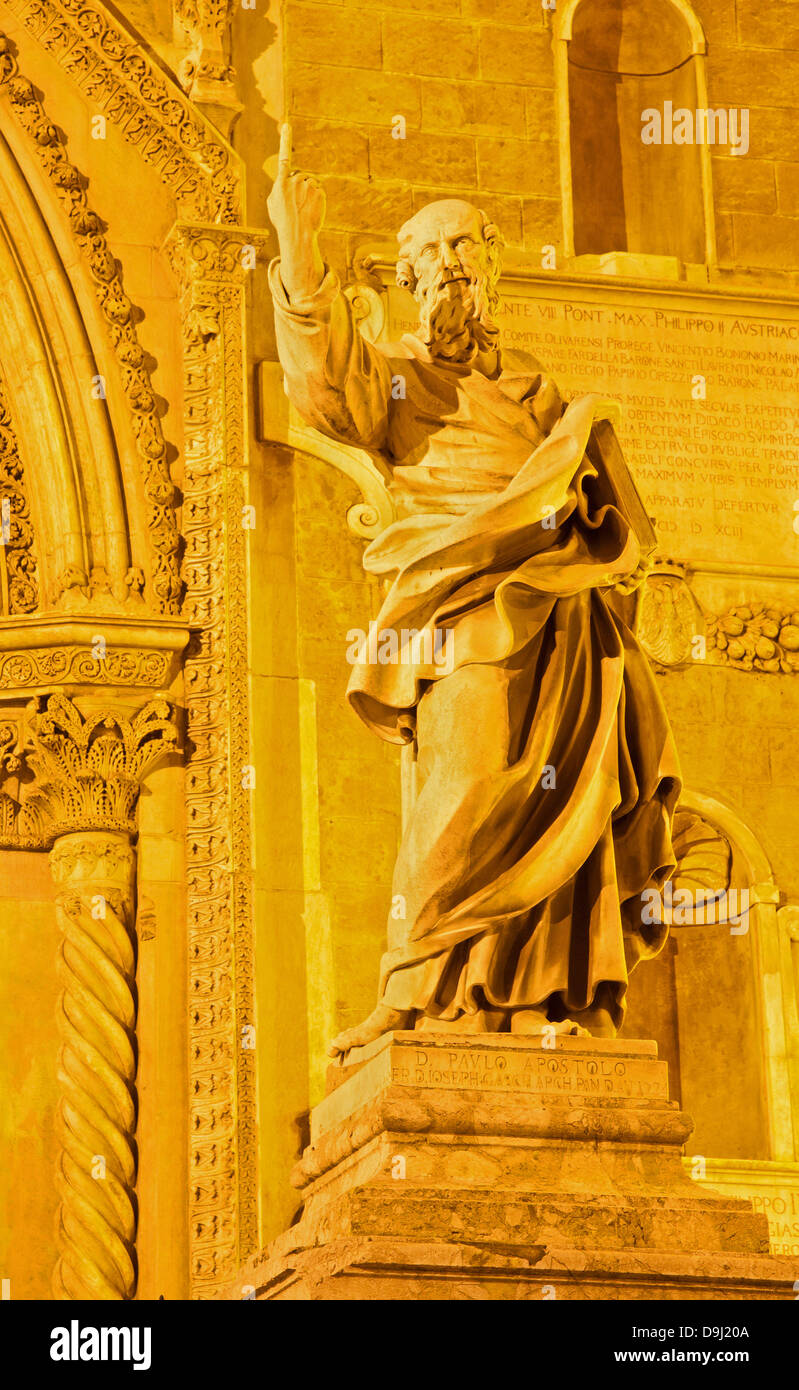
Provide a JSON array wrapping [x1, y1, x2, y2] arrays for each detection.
[[706, 605, 799, 674]]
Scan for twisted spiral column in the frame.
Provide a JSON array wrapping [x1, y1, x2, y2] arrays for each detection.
[[50, 832, 138, 1300]]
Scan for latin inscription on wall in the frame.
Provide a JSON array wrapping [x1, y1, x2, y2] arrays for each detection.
[[386, 280, 799, 570]]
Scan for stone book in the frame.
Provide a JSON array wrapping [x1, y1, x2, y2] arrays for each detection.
[[587, 418, 658, 557]]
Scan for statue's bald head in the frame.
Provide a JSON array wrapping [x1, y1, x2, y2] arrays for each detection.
[[395, 200, 504, 361], [396, 199, 503, 296]]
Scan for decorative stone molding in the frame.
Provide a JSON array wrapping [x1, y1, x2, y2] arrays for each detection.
[[0, 33, 182, 615], [0, 616, 188, 691], [0, 646, 170, 688], [2, 0, 242, 222], [166, 222, 259, 1297], [0, 368, 38, 614], [175, 0, 242, 139], [168, 224, 268, 286]]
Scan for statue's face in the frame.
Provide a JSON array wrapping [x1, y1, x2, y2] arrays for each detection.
[[403, 203, 489, 318], [398, 201, 498, 360]]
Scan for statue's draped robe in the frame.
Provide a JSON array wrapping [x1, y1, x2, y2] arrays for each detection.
[[270, 263, 681, 1027]]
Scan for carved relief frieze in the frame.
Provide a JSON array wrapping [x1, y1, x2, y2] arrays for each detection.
[[2, 0, 242, 222], [0, 645, 172, 687], [0, 368, 38, 615], [166, 223, 260, 1298], [706, 605, 799, 674], [0, 33, 182, 615]]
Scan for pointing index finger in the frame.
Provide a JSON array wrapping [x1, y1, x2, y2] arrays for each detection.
[[278, 123, 292, 176]]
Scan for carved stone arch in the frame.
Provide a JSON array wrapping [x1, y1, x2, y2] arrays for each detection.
[[676, 791, 797, 1162], [0, 134, 127, 607], [556, 0, 707, 50], [2, 0, 243, 223], [0, 36, 181, 614]]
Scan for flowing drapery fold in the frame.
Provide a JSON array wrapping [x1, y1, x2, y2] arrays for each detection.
[[345, 398, 681, 1026]]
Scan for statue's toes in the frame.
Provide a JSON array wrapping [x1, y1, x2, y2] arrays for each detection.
[[562, 1019, 591, 1037], [327, 1031, 354, 1058]]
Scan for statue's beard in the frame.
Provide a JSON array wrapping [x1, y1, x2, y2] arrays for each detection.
[[417, 275, 500, 363]]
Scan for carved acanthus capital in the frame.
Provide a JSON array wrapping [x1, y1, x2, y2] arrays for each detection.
[[166, 224, 268, 292], [18, 694, 179, 844]]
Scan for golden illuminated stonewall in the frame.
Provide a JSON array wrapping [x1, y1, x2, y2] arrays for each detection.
[[268, 127, 681, 1057]]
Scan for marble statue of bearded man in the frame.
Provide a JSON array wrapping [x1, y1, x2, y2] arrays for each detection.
[[267, 126, 681, 1055]]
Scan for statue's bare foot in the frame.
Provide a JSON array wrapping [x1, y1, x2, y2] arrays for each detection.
[[328, 1005, 410, 1058], [511, 1008, 589, 1036]]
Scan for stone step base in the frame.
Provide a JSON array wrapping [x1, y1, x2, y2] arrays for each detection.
[[305, 1183, 771, 1256], [235, 1235, 797, 1302], [233, 1034, 795, 1301]]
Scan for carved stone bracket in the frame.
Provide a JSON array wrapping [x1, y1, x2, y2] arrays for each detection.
[[256, 360, 397, 540], [257, 252, 395, 540]]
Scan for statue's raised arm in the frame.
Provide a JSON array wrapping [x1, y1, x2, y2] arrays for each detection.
[[266, 123, 393, 453], [266, 123, 326, 302]]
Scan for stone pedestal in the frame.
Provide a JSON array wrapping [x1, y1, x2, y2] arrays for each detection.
[[233, 1033, 797, 1300]]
